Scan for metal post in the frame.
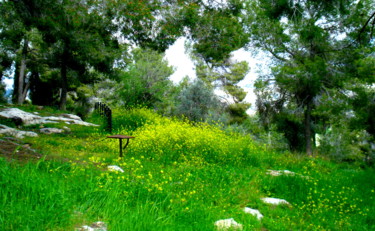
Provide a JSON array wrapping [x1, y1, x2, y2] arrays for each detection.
[[119, 138, 123, 157]]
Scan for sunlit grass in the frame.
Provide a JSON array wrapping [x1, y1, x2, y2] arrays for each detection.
[[0, 107, 374, 230]]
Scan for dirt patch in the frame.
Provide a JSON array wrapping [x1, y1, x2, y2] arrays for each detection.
[[0, 137, 43, 162]]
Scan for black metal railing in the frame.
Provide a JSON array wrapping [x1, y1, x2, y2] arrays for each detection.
[[94, 102, 112, 133]]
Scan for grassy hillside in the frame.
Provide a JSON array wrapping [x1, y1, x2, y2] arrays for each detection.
[[0, 107, 374, 230]]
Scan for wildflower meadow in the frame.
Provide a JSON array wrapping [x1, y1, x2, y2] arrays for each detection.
[[0, 107, 374, 230]]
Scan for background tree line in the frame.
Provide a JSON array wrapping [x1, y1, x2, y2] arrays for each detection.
[[0, 0, 374, 162]]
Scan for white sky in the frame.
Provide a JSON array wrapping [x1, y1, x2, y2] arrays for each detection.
[[165, 37, 270, 115]]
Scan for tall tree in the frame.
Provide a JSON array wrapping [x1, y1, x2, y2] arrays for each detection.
[[0, 0, 30, 104], [9, 0, 121, 109], [244, 0, 375, 155], [195, 56, 251, 124], [118, 48, 174, 109]]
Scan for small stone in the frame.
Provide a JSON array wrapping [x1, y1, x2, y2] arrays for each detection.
[[214, 218, 243, 230], [108, 165, 124, 173], [243, 207, 263, 220], [266, 170, 296, 176], [79, 225, 95, 231], [90, 221, 107, 230], [63, 126, 71, 132], [261, 197, 290, 205]]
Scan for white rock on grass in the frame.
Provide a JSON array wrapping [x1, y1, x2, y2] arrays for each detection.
[[0, 108, 42, 125], [0, 108, 98, 126], [214, 218, 243, 230], [76, 221, 107, 231], [40, 128, 65, 134], [266, 170, 296, 176], [63, 126, 71, 132], [0, 125, 38, 139], [243, 207, 263, 220], [79, 226, 95, 231], [44, 116, 98, 126], [261, 197, 290, 206], [108, 165, 124, 173]]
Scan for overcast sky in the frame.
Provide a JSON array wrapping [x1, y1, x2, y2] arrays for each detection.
[[165, 37, 270, 115]]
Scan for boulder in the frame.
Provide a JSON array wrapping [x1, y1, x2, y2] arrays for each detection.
[[0, 108, 99, 126], [0, 125, 38, 139], [214, 218, 243, 230], [243, 207, 263, 220], [0, 108, 43, 125]]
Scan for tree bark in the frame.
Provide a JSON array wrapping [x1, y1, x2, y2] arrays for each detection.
[[305, 102, 313, 156], [59, 61, 68, 110], [17, 39, 28, 105]]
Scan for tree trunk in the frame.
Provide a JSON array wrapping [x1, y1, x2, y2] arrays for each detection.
[[12, 60, 20, 104], [305, 102, 313, 156], [17, 39, 28, 105], [59, 61, 68, 110]]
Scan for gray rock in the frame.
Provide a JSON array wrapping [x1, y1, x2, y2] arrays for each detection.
[[0, 125, 38, 139], [40, 128, 65, 134], [0, 108, 99, 126], [0, 108, 43, 125]]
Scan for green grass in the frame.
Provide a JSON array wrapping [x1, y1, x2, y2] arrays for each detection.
[[0, 107, 374, 230]]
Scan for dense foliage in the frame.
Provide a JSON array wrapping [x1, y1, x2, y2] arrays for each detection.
[[1, 0, 374, 158]]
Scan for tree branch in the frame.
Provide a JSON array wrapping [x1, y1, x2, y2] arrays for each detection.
[[358, 11, 375, 41]]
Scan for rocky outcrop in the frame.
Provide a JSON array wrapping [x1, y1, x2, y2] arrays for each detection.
[[0, 108, 99, 139], [0, 108, 99, 126], [0, 125, 38, 139]]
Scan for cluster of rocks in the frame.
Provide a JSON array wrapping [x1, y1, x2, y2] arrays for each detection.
[[106, 165, 295, 231], [0, 108, 98, 138], [214, 170, 295, 230]]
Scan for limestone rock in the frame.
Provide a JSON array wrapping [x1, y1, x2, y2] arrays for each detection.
[[108, 165, 124, 173], [0, 108, 99, 126], [214, 218, 243, 230], [43, 116, 98, 126], [243, 207, 263, 220], [40, 128, 65, 134], [261, 197, 290, 206], [77, 221, 107, 231], [63, 126, 71, 132], [0, 125, 38, 139], [266, 170, 296, 176], [0, 108, 43, 125]]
